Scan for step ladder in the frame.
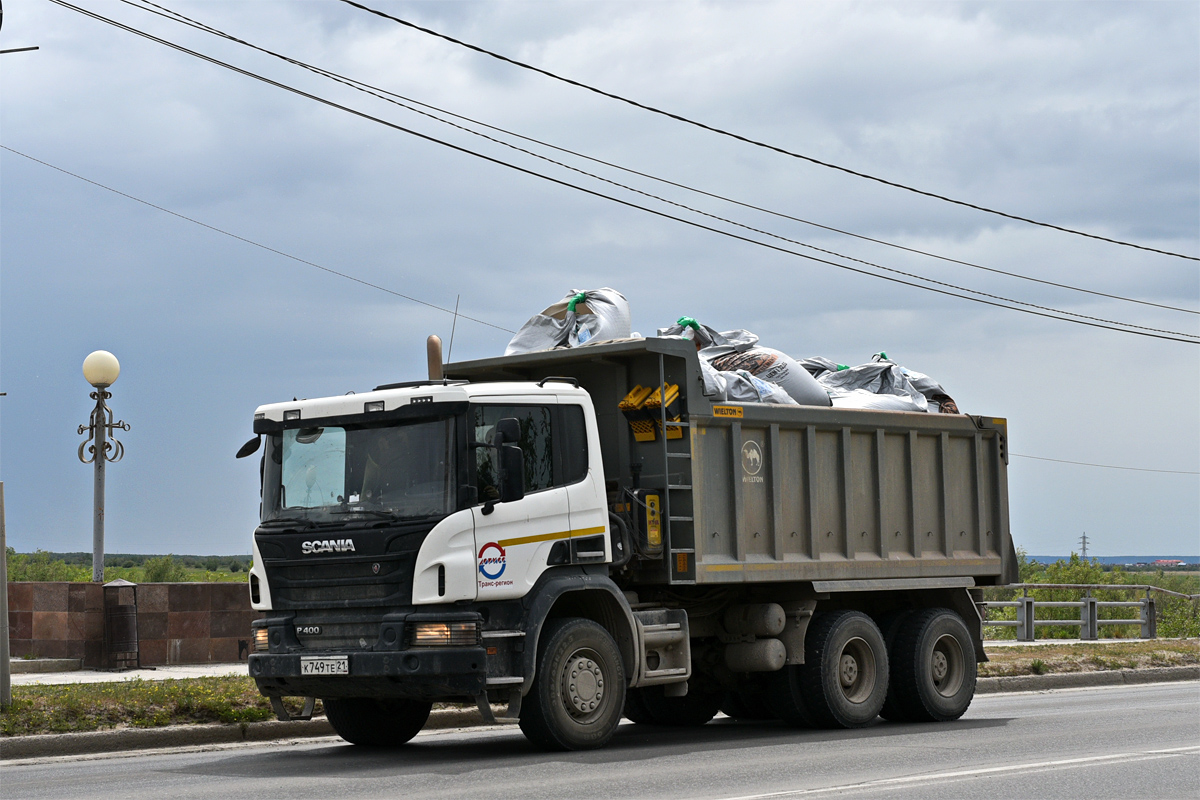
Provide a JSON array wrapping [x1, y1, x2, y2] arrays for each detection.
[[656, 353, 696, 584]]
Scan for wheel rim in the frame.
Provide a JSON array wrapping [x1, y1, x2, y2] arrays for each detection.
[[560, 647, 607, 723], [930, 633, 965, 697], [836, 636, 876, 704]]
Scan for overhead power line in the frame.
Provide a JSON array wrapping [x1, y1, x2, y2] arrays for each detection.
[[338, 0, 1200, 263], [125, 0, 1199, 321], [46, 0, 1200, 345], [113, 3, 1198, 339], [0, 144, 515, 334], [1011, 453, 1200, 476], [8, 151, 1191, 479], [7, 151, 1196, 480]]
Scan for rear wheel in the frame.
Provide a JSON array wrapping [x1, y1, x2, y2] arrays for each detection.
[[792, 610, 888, 729], [322, 697, 431, 746], [887, 608, 976, 722], [519, 617, 626, 751]]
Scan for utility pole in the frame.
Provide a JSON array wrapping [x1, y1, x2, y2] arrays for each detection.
[[1, 481, 10, 709], [1079, 532, 1089, 561]]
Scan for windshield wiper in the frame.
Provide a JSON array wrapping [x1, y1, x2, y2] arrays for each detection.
[[330, 508, 402, 522], [259, 516, 317, 529]]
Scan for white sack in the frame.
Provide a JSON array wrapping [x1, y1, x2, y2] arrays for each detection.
[[815, 361, 929, 412], [711, 347, 831, 407], [506, 288, 632, 355]]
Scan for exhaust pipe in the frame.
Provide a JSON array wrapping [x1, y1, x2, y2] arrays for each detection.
[[427, 335, 443, 381]]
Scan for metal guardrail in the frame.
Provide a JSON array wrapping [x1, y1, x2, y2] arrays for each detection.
[[979, 584, 1200, 642]]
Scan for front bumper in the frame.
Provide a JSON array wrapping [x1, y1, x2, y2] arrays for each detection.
[[250, 647, 488, 700]]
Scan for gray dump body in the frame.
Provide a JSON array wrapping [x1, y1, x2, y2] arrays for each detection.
[[447, 337, 1017, 590]]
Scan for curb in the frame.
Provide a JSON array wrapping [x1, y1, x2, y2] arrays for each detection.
[[0, 705, 510, 760], [3, 667, 1196, 760], [9, 659, 83, 675], [975, 665, 1199, 694]]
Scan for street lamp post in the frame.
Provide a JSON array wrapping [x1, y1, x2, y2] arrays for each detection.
[[77, 351, 129, 583]]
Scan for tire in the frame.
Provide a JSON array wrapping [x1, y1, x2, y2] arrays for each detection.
[[887, 608, 977, 722], [519, 617, 626, 751], [876, 609, 914, 721], [638, 684, 723, 727], [794, 610, 889, 729], [322, 697, 431, 746]]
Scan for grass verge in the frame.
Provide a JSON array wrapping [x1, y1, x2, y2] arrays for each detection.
[[0, 677, 317, 737]]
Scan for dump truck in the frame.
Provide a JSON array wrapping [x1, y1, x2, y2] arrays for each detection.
[[241, 336, 1018, 750]]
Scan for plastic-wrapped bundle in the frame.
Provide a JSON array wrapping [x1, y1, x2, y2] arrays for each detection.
[[699, 360, 796, 405], [710, 347, 831, 407], [657, 317, 758, 356], [900, 367, 960, 413], [660, 317, 829, 407], [505, 288, 632, 355], [801, 353, 961, 413]]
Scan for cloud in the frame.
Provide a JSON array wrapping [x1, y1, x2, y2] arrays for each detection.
[[1, 0, 1195, 556]]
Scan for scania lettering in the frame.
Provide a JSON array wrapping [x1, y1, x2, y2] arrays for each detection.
[[241, 336, 1018, 751], [301, 539, 357, 555]]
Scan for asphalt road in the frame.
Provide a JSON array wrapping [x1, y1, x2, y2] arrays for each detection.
[[5, 683, 1198, 800]]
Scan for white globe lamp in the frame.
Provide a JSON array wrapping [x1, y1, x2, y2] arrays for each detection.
[[82, 350, 121, 389]]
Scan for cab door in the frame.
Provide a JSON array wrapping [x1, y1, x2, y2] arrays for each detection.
[[470, 399, 571, 601], [560, 399, 610, 563]]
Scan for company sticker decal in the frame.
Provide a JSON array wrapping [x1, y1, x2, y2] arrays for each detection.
[[741, 441, 764, 483], [713, 405, 744, 418], [477, 542, 513, 587]]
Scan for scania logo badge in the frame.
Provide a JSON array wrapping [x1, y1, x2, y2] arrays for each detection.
[[372, 563, 381, 575], [300, 538, 356, 555]]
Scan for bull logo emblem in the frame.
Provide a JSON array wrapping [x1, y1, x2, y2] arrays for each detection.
[[741, 441, 763, 476]]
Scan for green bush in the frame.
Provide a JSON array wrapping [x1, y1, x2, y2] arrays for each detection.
[[5, 549, 90, 582], [142, 555, 189, 583], [982, 550, 1199, 640]]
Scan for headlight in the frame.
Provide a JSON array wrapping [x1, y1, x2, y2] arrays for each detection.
[[254, 627, 270, 652], [410, 621, 479, 647]]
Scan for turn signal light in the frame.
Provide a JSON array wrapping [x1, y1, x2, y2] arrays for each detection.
[[253, 627, 270, 652], [410, 621, 479, 647]]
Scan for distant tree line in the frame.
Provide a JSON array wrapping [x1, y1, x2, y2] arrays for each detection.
[[4, 549, 252, 583]]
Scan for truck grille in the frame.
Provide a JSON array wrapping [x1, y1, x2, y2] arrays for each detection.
[[295, 618, 382, 651], [267, 553, 414, 609]]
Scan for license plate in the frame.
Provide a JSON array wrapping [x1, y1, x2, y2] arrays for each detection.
[[301, 656, 349, 676]]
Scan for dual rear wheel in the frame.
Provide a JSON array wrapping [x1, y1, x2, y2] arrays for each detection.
[[769, 607, 976, 729]]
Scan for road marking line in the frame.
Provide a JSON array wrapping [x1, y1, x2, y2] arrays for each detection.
[[715, 746, 1200, 799]]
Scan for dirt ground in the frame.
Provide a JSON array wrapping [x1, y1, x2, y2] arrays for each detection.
[[979, 639, 1199, 677]]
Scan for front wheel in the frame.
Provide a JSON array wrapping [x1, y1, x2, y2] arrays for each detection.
[[322, 697, 431, 746], [519, 617, 626, 751]]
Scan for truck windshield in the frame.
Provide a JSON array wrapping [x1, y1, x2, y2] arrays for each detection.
[[261, 417, 456, 524]]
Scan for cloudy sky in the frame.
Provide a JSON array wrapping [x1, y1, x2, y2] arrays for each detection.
[[1, 0, 1196, 558]]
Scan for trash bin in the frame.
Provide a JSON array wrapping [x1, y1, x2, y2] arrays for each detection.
[[103, 579, 140, 671]]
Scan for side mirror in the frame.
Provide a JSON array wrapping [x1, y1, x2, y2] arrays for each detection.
[[495, 417, 521, 446], [236, 436, 261, 459], [498, 444, 525, 503]]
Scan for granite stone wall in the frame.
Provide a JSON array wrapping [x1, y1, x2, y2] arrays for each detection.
[[6, 581, 257, 668]]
